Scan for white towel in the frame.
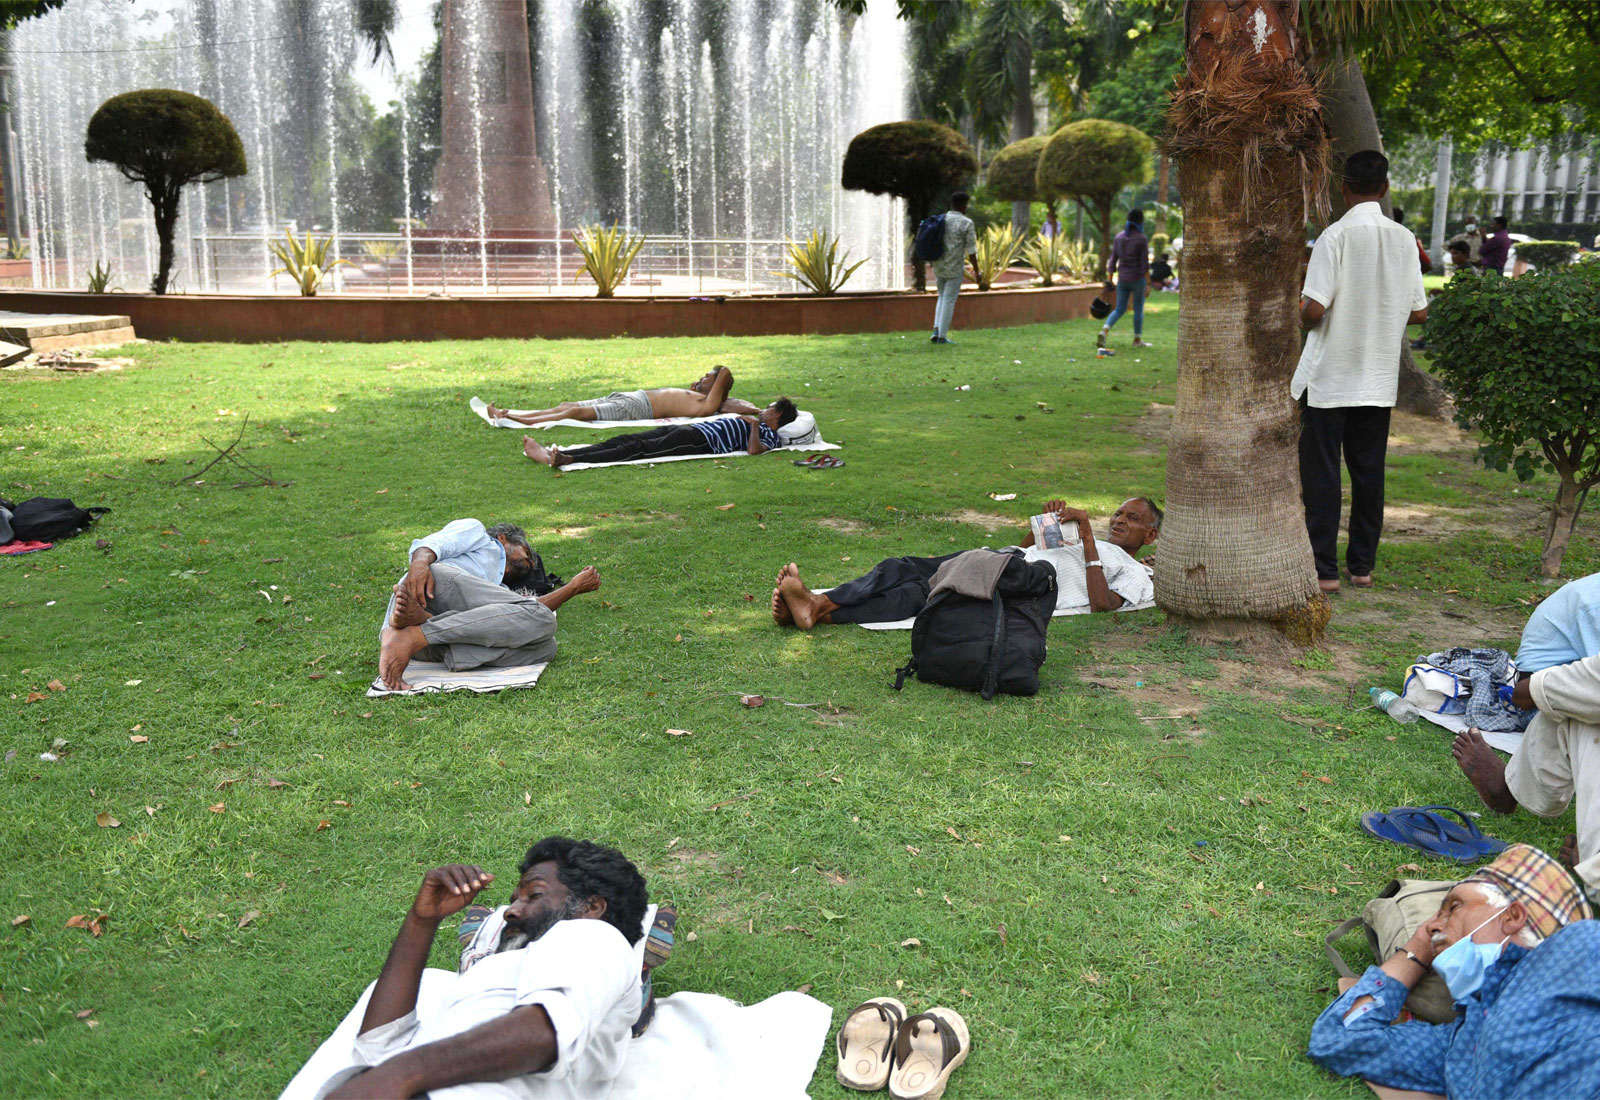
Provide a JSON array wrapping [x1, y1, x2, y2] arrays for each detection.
[[555, 438, 838, 472], [1417, 708, 1523, 754], [611, 990, 833, 1100], [851, 597, 1157, 630], [366, 660, 548, 698]]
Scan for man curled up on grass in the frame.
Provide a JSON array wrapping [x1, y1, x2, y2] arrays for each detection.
[[1307, 843, 1600, 1099], [772, 497, 1159, 629], [522, 397, 799, 468], [379, 519, 600, 690], [484, 365, 760, 426], [281, 837, 648, 1100]]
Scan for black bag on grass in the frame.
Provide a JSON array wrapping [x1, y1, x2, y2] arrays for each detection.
[[5, 497, 109, 541], [894, 553, 1056, 699]]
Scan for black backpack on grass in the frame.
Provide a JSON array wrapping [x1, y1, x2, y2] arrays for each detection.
[[1, 497, 109, 542], [893, 553, 1057, 699]]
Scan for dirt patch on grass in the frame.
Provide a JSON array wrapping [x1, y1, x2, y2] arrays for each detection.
[[1379, 498, 1548, 542], [1388, 411, 1473, 455], [1130, 402, 1173, 456], [935, 509, 1018, 530], [1329, 590, 1528, 646], [662, 847, 722, 871], [818, 517, 870, 535], [551, 525, 592, 537]]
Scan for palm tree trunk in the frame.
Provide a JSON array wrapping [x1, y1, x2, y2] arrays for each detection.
[[1154, 0, 1328, 644], [1318, 54, 1452, 420]]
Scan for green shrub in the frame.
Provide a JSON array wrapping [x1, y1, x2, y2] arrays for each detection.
[[1515, 240, 1581, 270], [987, 136, 1050, 205], [972, 224, 1024, 292], [570, 224, 646, 298], [1036, 119, 1153, 279], [780, 230, 868, 296], [85, 260, 118, 293], [1150, 232, 1170, 257], [842, 120, 977, 290], [84, 89, 246, 295], [1428, 262, 1600, 578], [269, 230, 352, 297]]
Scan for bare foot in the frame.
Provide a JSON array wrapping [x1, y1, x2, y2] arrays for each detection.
[[389, 583, 432, 629], [1451, 728, 1518, 814], [523, 436, 556, 464], [779, 573, 829, 630], [487, 402, 505, 419], [1560, 833, 1580, 872], [777, 562, 799, 585], [569, 565, 601, 594], [772, 586, 793, 626], [378, 625, 427, 691]]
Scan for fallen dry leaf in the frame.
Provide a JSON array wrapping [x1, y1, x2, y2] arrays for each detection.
[[797, 983, 813, 994], [66, 914, 88, 929], [208, 802, 226, 814], [85, 1019, 100, 1028], [998, 922, 1008, 945], [739, 694, 765, 708], [895, 979, 905, 991], [95, 812, 120, 829], [129, 735, 148, 744], [905, 845, 921, 856], [666, 728, 693, 737], [332, 800, 350, 807], [524, 791, 532, 805], [238, 910, 260, 929], [1207, 906, 1223, 919], [901, 938, 922, 948], [124, 679, 142, 686], [144, 806, 159, 817], [265, 779, 288, 789], [684, 931, 698, 942], [24, 692, 46, 704], [316, 819, 331, 831], [1397, 863, 1423, 873], [1316, 776, 1333, 784], [11, 914, 29, 927], [47, 679, 66, 692], [75, 1008, 94, 1019], [946, 827, 962, 840], [715, 503, 735, 511]]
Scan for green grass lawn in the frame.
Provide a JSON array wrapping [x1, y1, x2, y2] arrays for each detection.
[[1, 299, 1592, 1098]]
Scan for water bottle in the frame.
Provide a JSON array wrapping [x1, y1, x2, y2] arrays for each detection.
[[1370, 686, 1420, 724]]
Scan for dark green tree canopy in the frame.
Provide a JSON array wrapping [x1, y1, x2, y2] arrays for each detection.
[[1, 1, 68, 30], [841, 120, 978, 208], [85, 89, 247, 189], [1036, 119, 1153, 205], [986, 135, 1049, 203]]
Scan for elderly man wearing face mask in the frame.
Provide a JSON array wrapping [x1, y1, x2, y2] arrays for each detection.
[[1307, 844, 1600, 1099]]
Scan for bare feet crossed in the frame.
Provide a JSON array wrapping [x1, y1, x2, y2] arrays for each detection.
[[390, 583, 433, 629], [1451, 727, 1519, 814], [776, 566, 836, 630], [378, 625, 428, 691]]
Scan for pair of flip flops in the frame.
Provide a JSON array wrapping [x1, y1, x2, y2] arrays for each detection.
[[1359, 804, 1508, 863], [794, 454, 844, 469], [836, 998, 970, 1100]]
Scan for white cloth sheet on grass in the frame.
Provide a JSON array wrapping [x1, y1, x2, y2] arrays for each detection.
[[367, 660, 548, 698], [1417, 708, 1524, 755], [850, 597, 1157, 630], [555, 439, 838, 472]]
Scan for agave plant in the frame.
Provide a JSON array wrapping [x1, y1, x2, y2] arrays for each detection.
[[2, 236, 30, 260], [269, 229, 353, 296], [361, 239, 401, 261], [1021, 234, 1071, 286], [1057, 238, 1099, 280], [972, 224, 1024, 292], [781, 230, 869, 296], [86, 260, 118, 293], [571, 223, 646, 298]]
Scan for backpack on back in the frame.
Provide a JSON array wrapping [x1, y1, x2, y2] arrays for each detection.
[[894, 552, 1056, 699], [2, 497, 109, 542], [912, 214, 948, 263]]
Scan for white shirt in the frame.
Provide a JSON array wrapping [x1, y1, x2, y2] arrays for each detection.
[[319, 920, 640, 1100], [1017, 539, 1152, 612], [933, 211, 977, 280], [410, 518, 506, 585], [1291, 202, 1428, 409]]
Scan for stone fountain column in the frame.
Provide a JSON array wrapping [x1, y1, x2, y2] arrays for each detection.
[[431, 0, 555, 233]]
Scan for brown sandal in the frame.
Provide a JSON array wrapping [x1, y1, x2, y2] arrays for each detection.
[[889, 1007, 971, 1100], [835, 997, 906, 1091]]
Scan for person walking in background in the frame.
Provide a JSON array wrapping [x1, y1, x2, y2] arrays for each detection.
[[1448, 215, 1485, 270], [1293, 150, 1428, 595], [1098, 208, 1151, 349], [1479, 214, 1512, 276], [1041, 210, 1060, 239], [931, 192, 978, 346]]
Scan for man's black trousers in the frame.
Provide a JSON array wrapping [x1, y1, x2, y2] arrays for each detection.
[[825, 553, 963, 624], [563, 424, 711, 465], [1299, 402, 1390, 580]]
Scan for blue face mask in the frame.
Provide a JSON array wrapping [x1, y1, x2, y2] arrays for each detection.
[[1431, 908, 1508, 1000]]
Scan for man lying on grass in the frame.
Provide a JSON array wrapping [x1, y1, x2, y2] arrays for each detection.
[[289, 837, 648, 1100], [1451, 571, 1600, 889], [522, 397, 800, 468], [771, 497, 1160, 629], [485, 366, 759, 426], [378, 519, 599, 690], [1307, 843, 1599, 1099]]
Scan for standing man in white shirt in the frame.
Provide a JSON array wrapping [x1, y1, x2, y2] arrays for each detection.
[[931, 191, 979, 345], [1292, 150, 1428, 594]]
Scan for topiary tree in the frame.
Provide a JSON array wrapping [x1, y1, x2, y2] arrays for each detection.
[[1429, 262, 1600, 579], [85, 90, 247, 295], [1036, 119, 1154, 279], [1515, 240, 1581, 271], [842, 120, 978, 291], [986, 135, 1052, 234]]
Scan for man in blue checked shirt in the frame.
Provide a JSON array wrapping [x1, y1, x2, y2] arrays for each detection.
[[1308, 844, 1600, 1099], [378, 519, 600, 690], [520, 398, 799, 469]]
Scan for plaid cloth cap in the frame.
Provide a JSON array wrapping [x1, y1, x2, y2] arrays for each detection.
[[1462, 843, 1593, 939]]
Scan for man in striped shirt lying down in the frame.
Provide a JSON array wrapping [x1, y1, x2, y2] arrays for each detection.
[[521, 398, 800, 468]]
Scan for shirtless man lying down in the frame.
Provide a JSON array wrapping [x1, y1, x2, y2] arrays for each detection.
[[485, 366, 759, 426]]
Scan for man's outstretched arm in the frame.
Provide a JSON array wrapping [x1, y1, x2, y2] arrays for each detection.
[[360, 865, 494, 1035], [327, 1006, 559, 1100]]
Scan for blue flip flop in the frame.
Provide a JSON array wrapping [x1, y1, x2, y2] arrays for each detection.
[[1360, 805, 1504, 863]]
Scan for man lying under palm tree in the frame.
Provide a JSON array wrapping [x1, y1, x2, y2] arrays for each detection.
[[772, 498, 1161, 629], [485, 366, 758, 426]]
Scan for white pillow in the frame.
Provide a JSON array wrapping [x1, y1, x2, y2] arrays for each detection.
[[777, 410, 818, 445]]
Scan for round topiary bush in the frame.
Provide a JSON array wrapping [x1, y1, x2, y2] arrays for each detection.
[[987, 135, 1050, 204], [85, 88, 247, 294], [1036, 119, 1153, 277], [1514, 240, 1580, 270], [842, 120, 977, 290]]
